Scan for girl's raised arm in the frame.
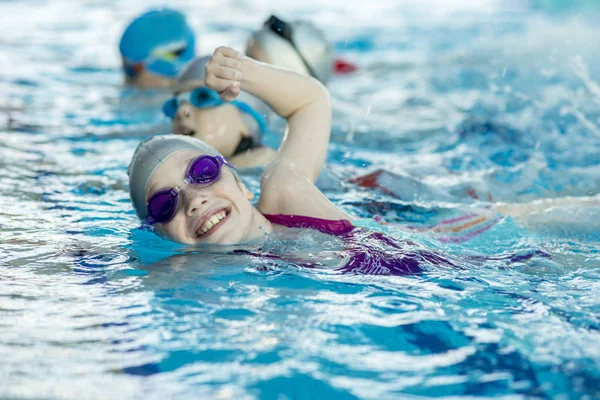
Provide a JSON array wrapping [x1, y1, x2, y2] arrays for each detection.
[[204, 46, 331, 183]]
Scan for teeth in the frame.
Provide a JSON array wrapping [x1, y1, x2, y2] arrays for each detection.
[[197, 211, 228, 236], [202, 220, 213, 233]]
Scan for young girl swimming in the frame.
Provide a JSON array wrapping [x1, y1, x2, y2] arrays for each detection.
[[128, 47, 596, 275], [163, 56, 275, 168], [129, 46, 457, 275]]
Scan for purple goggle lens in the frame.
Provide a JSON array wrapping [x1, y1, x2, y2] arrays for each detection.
[[145, 155, 232, 225]]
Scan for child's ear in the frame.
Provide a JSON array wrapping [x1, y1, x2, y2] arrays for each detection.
[[243, 183, 254, 201]]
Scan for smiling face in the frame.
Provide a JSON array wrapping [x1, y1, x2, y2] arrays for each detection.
[[145, 150, 257, 245], [170, 83, 246, 158]]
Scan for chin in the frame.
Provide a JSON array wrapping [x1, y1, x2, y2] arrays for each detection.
[[203, 230, 244, 246]]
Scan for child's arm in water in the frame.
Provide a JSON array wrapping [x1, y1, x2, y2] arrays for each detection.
[[205, 47, 350, 220], [495, 194, 600, 219]]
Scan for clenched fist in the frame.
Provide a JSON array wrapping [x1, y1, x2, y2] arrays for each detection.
[[204, 46, 244, 102]]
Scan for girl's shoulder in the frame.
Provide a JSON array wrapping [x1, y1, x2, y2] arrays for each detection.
[[258, 161, 350, 220]]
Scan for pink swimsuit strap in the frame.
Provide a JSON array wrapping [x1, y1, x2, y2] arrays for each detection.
[[262, 214, 354, 236]]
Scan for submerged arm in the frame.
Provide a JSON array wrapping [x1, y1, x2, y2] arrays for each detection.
[[495, 195, 600, 218]]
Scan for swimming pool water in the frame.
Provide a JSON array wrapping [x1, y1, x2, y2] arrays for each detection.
[[1, 0, 599, 398]]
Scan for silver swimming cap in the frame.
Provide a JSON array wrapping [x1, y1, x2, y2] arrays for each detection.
[[128, 134, 239, 221], [248, 20, 334, 83]]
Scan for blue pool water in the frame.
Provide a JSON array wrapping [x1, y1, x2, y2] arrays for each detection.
[[1, 0, 600, 398]]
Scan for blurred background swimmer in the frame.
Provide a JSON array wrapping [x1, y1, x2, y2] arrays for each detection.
[[164, 56, 276, 168], [246, 15, 337, 84], [119, 8, 196, 89]]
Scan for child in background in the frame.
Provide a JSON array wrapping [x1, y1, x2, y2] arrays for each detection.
[[129, 46, 352, 245], [245, 15, 335, 84], [119, 8, 196, 89], [163, 56, 276, 168]]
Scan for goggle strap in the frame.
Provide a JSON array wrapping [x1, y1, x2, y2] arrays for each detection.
[[142, 218, 155, 231], [220, 156, 236, 170]]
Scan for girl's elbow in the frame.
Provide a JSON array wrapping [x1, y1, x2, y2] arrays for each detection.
[[312, 78, 330, 104]]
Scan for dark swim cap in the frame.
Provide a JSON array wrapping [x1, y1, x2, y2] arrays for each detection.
[[119, 8, 196, 78]]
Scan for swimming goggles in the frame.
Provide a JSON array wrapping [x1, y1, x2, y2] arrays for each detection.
[[162, 87, 268, 134], [162, 87, 223, 118], [264, 15, 319, 80], [124, 41, 191, 79], [145, 155, 235, 226]]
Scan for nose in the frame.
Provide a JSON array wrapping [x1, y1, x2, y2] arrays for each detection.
[[175, 103, 193, 121], [181, 187, 209, 217], [173, 104, 195, 135]]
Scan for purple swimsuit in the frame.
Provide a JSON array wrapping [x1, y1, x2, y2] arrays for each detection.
[[259, 214, 457, 276]]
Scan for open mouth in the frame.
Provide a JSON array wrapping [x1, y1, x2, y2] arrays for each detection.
[[181, 128, 196, 137], [194, 208, 231, 239]]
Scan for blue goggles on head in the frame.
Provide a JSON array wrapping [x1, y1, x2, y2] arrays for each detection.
[[124, 41, 195, 79], [162, 87, 268, 134], [162, 87, 223, 118]]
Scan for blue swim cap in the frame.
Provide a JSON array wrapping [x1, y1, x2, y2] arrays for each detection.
[[119, 8, 196, 79]]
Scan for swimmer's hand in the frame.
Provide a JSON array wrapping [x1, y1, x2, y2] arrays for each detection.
[[205, 46, 243, 102]]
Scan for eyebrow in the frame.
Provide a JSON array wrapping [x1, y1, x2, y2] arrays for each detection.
[[146, 155, 198, 198]]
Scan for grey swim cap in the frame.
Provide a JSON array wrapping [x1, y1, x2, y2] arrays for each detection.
[[175, 55, 210, 89], [173, 55, 267, 143], [128, 134, 239, 221], [248, 19, 334, 83]]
